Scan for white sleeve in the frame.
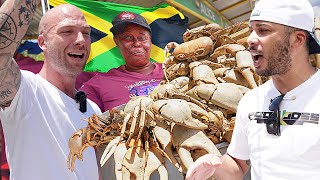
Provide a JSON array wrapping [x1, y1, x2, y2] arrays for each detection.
[[227, 92, 251, 160], [0, 71, 36, 123]]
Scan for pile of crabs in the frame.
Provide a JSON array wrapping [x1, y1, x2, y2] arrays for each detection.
[[67, 21, 263, 179]]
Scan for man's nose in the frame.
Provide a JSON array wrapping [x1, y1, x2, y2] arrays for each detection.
[[74, 32, 86, 45], [247, 31, 258, 47], [132, 38, 142, 46]]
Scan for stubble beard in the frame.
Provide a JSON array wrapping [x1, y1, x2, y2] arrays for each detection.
[[257, 36, 292, 77], [49, 52, 84, 77]]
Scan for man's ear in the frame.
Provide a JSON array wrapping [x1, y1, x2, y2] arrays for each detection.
[[292, 30, 307, 49], [38, 35, 47, 50]]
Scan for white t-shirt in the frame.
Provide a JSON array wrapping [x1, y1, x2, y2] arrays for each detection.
[[228, 70, 320, 180], [0, 70, 101, 180]]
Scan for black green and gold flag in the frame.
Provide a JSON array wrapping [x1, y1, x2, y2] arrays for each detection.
[[49, 0, 188, 72]]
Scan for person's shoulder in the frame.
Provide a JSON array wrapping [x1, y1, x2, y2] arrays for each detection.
[[21, 69, 37, 76], [153, 62, 163, 69], [151, 62, 165, 76], [84, 71, 111, 82], [80, 68, 122, 89], [87, 99, 102, 114], [240, 80, 272, 101], [20, 70, 41, 83], [95, 66, 124, 77]]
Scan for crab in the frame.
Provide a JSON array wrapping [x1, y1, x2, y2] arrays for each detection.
[[67, 103, 129, 171], [171, 124, 221, 172], [210, 21, 250, 43], [189, 61, 219, 85], [213, 67, 250, 87], [117, 96, 155, 144], [67, 112, 123, 171], [162, 36, 214, 82], [209, 44, 260, 89], [183, 23, 222, 42], [152, 99, 210, 130], [164, 36, 213, 62], [203, 111, 234, 144], [66, 20, 262, 179], [186, 83, 249, 116]]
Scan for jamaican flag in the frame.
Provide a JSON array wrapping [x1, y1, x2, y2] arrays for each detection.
[[49, 0, 188, 72]]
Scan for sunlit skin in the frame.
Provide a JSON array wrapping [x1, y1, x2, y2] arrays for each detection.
[[185, 21, 319, 180], [114, 24, 154, 74], [37, 5, 91, 97], [247, 21, 316, 94], [247, 21, 293, 76]]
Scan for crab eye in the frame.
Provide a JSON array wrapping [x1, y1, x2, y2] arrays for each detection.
[[184, 32, 191, 38], [195, 48, 205, 56], [177, 53, 186, 60]]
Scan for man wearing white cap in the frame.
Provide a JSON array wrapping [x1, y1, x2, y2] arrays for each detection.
[[185, 0, 320, 179]]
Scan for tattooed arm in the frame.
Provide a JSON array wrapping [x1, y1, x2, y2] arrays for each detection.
[[0, 0, 40, 107]]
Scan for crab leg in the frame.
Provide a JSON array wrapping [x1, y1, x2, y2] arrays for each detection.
[[137, 99, 147, 140], [118, 113, 131, 145], [127, 105, 140, 143], [236, 50, 257, 89], [67, 128, 90, 171], [100, 136, 120, 166], [153, 122, 182, 172], [144, 147, 168, 180], [114, 141, 128, 180], [121, 139, 146, 180], [172, 125, 221, 170]]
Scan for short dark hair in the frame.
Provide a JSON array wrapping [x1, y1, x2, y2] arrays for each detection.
[[284, 26, 310, 51]]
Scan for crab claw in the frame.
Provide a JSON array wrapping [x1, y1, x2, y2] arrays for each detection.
[[152, 99, 208, 130], [67, 128, 90, 171]]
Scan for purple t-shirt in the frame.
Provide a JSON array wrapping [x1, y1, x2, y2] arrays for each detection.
[[80, 63, 164, 112]]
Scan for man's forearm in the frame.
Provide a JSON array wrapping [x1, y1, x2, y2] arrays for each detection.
[[0, 0, 40, 107], [214, 154, 249, 180], [0, 0, 40, 54]]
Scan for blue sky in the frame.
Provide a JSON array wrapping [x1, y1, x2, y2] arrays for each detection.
[[310, 0, 320, 17]]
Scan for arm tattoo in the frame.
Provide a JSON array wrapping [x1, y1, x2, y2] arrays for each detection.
[[0, 0, 38, 49], [0, 0, 38, 107], [18, 0, 37, 27], [0, 13, 18, 49], [0, 55, 21, 107]]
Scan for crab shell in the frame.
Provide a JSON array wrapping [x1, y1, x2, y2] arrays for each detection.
[[152, 99, 208, 130], [183, 23, 222, 42], [173, 36, 213, 61], [186, 83, 249, 113]]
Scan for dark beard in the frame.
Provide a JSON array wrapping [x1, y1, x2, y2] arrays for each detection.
[[258, 35, 292, 77]]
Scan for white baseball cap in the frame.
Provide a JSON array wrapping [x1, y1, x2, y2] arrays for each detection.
[[250, 0, 320, 54]]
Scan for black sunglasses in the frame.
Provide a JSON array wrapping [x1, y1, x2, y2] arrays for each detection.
[[266, 94, 285, 136]]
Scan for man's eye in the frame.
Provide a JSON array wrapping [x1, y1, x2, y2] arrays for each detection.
[[83, 32, 91, 36], [62, 30, 72, 34], [123, 36, 133, 41], [137, 37, 147, 41], [259, 29, 269, 33]]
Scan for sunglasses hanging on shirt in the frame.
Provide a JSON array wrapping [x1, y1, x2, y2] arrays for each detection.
[[266, 94, 285, 136], [75, 90, 87, 113]]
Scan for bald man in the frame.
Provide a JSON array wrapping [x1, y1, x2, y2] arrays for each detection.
[[0, 0, 100, 179]]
